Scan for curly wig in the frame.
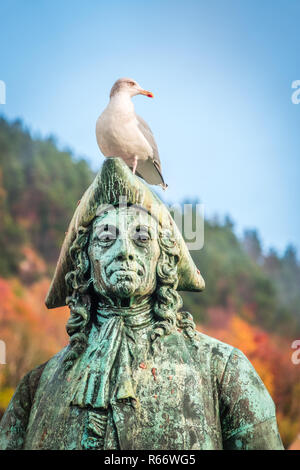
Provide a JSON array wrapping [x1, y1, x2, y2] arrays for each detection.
[[63, 220, 196, 370]]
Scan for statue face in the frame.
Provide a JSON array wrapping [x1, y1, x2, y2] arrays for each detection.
[[88, 206, 160, 304]]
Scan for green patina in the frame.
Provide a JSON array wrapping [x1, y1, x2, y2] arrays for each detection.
[[0, 158, 284, 450]]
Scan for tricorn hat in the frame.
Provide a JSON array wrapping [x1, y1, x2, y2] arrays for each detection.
[[45, 158, 205, 308]]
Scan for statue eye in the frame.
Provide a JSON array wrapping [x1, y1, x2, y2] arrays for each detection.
[[132, 226, 151, 244], [95, 225, 117, 244], [99, 232, 115, 242]]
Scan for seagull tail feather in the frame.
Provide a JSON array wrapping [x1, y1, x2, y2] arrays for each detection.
[[136, 158, 167, 188]]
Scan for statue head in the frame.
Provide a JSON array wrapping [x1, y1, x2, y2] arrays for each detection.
[[45, 158, 205, 369]]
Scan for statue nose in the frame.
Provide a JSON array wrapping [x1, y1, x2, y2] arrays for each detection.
[[116, 237, 134, 262]]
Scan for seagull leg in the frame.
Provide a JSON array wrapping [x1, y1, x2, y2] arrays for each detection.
[[132, 156, 138, 175]]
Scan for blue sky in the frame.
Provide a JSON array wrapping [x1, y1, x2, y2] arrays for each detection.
[[0, 0, 299, 254]]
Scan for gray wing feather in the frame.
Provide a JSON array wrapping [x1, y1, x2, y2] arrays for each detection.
[[136, 114, 167, 188], [136, 115, 162, 170]]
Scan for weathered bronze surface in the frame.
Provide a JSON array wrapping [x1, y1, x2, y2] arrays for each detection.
[[0, 158, 284, 450]]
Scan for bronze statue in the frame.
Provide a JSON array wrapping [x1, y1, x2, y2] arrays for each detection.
[[0, 158, 283, 450]]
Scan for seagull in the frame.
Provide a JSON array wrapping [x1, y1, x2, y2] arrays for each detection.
[[96, 78, 167, 189]]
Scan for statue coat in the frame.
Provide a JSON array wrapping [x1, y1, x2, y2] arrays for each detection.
[[0, 323, 283, 450]]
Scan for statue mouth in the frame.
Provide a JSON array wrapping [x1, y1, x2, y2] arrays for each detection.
[[111, 269, 143, 280], [107, 265, 145, 278]]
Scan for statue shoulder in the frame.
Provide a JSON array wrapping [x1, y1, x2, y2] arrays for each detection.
[[191, 332, 283, 449], [216, 345, 283, 449], [194, 330, 234, 354], [193, 330, 235, 375], [193, 330, 274, 406], [0, 346, 69, 450], [0, 361, 47, 449], [18, 346, 69, 399], [191, 331, 275, 412]]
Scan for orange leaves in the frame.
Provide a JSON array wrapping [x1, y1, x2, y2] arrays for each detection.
[[0, 276, 69, 390]]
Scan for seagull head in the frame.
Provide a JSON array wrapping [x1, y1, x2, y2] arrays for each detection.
[[110, 78, 154, 99]]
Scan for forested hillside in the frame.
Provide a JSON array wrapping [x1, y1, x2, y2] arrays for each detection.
[[0, 117, 93, 276], [0, 117, 299, 447]]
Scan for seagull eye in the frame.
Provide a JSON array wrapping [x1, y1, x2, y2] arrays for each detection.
[[128, 81, 135, 86]]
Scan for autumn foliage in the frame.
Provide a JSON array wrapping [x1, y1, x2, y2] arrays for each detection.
[[0, 277, 69, 406]]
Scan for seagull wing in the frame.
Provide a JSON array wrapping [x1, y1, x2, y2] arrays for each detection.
[[136, 114, 167, 188]]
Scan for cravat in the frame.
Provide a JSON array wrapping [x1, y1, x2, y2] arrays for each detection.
[[71, 302, 153, 409]]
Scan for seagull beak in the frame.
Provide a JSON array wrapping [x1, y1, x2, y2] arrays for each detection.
[[139, 89, 154, 98]]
